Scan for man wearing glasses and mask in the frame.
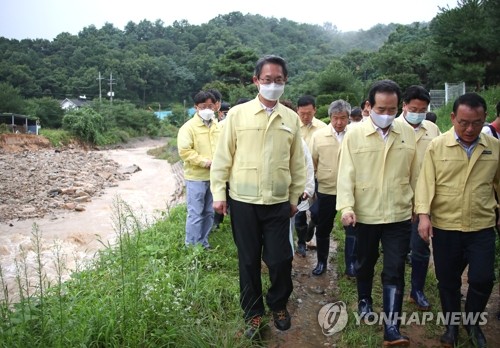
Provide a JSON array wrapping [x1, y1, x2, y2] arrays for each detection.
[[211, 55, 305, 339]]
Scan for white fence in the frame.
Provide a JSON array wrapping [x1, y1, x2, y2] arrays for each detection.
[[429, 82, 466, 111]]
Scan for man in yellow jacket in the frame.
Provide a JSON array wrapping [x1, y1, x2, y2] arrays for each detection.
[[309, 99, 350, 276], [211, 55, 306, 339], [177, 91, 219, 249], [295, 95, 327, 256], [394, 85, 441, 312], [415, 93, 500, 348], [336, 79, 418, 346]]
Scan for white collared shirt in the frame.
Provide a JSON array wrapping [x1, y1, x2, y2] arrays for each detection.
[[373, 123, 392, 142], [330, 124, 346, 143]]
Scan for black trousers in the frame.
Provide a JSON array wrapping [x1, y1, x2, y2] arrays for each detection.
[[315, 192, 337, 239], [432, 227, 496, 310], [356, 220, 411, 289], [230, 199, 293, 320]]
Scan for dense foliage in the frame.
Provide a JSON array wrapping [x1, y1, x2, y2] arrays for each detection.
[[0, 1, 498, 143]]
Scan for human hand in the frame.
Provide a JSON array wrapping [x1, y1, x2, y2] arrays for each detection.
[[213, 201, 227, 215], [341, 212, 356, 227], [418, 214, 433, 243]]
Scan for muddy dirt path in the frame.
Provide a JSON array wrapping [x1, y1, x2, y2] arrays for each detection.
[[0, 138, 183, 302]]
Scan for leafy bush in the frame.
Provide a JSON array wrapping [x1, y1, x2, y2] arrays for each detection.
[[39, 128, 74, 146], [0, 124, 9, 134], [158, 121, 178, 138], [62, 107, 106, 144]]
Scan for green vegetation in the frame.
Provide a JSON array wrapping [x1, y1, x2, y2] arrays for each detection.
[[432, 86, 500, 133], [147, 138, 180, 163], [1, 1, 499, 147], [0, 200, 251, 347], [39, 128, 74, 147]]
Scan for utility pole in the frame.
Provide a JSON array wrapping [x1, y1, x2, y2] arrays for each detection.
[[108, 73, 116, 105], [97, 71, 104, 103]]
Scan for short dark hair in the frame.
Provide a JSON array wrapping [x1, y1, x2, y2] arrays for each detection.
[[360, 99, 369, 109], [297, 95, 316, 108], [220, 102, 230, 111], [425, 112, 437, 123], [254, 55, 288, 79], [193, 91, 216, 105], [206, 88, 222, 102], [235, 97, 251, 105], [403, 85, 430, 105], [452, 93, 487, 114], [350, 107, 362, 117], [368, 80, 402, 108]]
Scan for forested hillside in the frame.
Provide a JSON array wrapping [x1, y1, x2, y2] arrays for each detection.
[[0, 0, 499, 126], [0, 12, 395, 105]]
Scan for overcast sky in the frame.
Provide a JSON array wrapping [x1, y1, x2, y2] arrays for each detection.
[[1, 0, 458, 41]]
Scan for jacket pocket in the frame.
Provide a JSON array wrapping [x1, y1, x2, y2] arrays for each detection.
[[234, 166, 259, 197], [272, 165, 291, 197]]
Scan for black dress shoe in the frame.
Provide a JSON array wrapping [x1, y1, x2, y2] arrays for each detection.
[[312, 262, 326, 275]]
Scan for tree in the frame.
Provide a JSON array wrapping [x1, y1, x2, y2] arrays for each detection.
[[429, 0, 493, 88], [315, 60, 364, 104], [212, 47, 259, 85], [23, 97, 64, 128], [62, 107, 105, 144], [0, 82, 25, 113]]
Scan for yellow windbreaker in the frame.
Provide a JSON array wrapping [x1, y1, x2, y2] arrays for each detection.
[[177, 115, 219, 181], [336, 117, 418, 224], [309, 125, 342, 195], [210, 96, 306, 205], [415, 129, 500, 231]]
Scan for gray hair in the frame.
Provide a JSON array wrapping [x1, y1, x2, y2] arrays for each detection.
[[328, 99, 351, 116]]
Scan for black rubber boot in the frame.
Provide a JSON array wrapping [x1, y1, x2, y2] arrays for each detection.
[[344, 233, 357, 278], [382, 285, 409, 346], [295, 226, 308, 257], [409, 257, 431, 310], [463, 285, 491, 348], [357, 280, 375, 321], [312, 237, 329, 276], [438, 287, 461, 347]]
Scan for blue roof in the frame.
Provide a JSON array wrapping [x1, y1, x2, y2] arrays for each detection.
[[154, 110, 173, 119], [154, 108, 197, 119]]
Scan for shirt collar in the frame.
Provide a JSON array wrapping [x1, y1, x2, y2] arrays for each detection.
[[454, 130, 480, 149], [260, 101, 277, 115]]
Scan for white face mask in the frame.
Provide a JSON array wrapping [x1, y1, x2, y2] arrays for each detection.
[[259, 83, 285, 101], [405, 112, 426, 125], [370, 110, 397, 129], [198, 109, 215, 121]]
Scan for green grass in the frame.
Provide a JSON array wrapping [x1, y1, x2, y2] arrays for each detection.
[[147, 138, 180, 163], [39, 128, 74, 147], [0, 199, 251, 348]]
